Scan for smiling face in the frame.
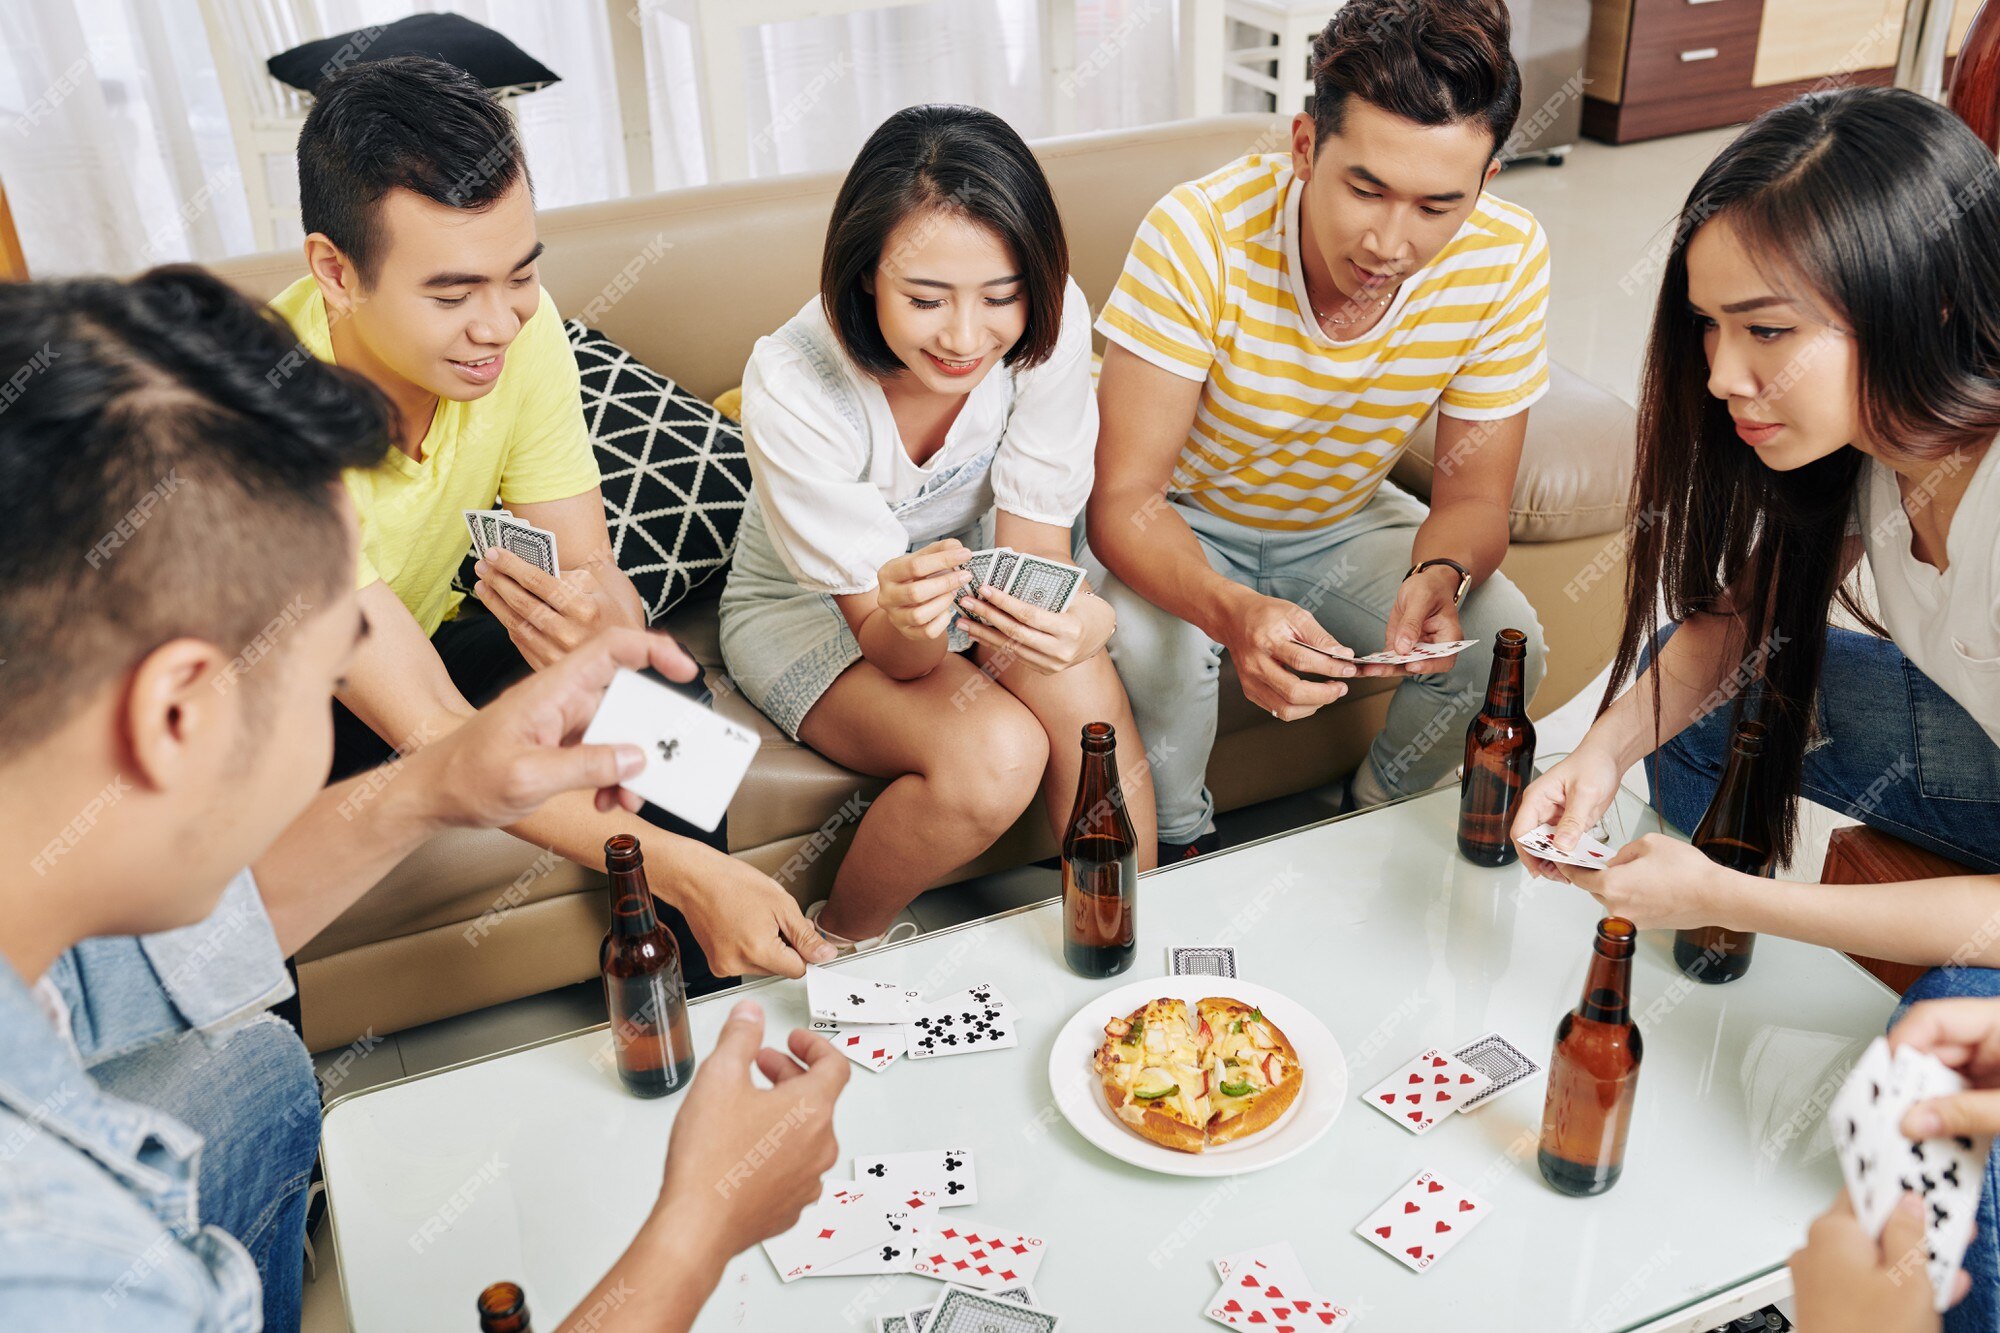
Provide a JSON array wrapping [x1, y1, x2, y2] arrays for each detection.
[[1684, 216, 1862, 472], [861, 208, 1029, 398], [319, 177, 543, 404], [1292, 101, 1498, 307]]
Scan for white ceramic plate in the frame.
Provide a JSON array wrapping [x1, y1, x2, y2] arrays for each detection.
[[1047, 976, 1345, 1177]]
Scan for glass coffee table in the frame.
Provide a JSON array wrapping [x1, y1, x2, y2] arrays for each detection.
[[320, 785, 1897, 1331]]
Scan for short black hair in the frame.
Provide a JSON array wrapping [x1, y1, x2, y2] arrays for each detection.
[[821, 105, 1069, 378], [297, 55, 529, 282], [1310, 0, 1522, 159], [0, 266, 392, 758]]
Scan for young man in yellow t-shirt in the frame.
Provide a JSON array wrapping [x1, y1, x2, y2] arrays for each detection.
[[1086, 0, 1551, 859], [273, 57, 831, 982]]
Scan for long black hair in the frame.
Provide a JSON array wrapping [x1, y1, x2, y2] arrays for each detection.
[[1609, 86, 2000, 861]]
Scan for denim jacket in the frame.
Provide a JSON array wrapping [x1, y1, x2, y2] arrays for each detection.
[[0, 870, 292, 1330]]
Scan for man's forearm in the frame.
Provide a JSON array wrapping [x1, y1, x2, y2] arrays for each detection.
[[1411, 498, 1510, 587], [1087, 487, 1245, 639], [254, 755, 446, 956], [1727, 873, 2000, 969], [559, 1212, 725, 1333]]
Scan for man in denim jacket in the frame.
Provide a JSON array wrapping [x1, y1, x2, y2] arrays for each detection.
[[0, 271, 847, 1331]]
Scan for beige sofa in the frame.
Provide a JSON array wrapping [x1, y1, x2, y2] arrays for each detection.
[[204, 115, 1637, 1053]]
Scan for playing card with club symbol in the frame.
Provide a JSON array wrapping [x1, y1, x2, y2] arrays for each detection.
[[854, 1148, 979, 1207], [907, 987, 1019, 1060], [1355, 1169, 1491, 1273], [911, 1223, 1046, 1290], [804, 965, 924, 1025], [761, 1200, 899, 1282], [1363, 1047, 1494, 1134]]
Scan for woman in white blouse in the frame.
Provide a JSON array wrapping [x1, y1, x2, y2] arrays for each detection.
[[720, 105, 1156, 950]]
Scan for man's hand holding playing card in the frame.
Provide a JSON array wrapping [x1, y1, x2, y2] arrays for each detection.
[[1381, 560, 1467, 676], [473, 546, 648, 672], [1213, 590, 1362, 722], [1791, 1192, 1960, 1333]]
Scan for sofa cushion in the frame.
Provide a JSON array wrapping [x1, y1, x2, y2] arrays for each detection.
[[1391, 363, 1635, 544], [569, 323, 753, 621]]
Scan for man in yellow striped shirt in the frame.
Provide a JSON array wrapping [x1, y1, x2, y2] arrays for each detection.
[[1086, 0, 1550, 859]]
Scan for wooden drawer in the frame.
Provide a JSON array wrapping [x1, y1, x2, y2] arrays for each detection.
[[1622, 0, 1765, 102]]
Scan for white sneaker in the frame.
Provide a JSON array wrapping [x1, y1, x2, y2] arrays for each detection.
[[805, 900, 921, 955]]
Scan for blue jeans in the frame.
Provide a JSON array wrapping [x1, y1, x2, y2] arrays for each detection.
[[92, 1014, 322, 1332], [1084, 484, 1548, 843], [1645, 623, 2000, 1332]]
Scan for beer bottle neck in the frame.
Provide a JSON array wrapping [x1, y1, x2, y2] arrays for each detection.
[[1067, 742, 1133, 846], [607, 865, 659, 936], [1578, 941, 1632, 1025], [1694, 733, 1772, 868], [1482, 650, 1527, 717]]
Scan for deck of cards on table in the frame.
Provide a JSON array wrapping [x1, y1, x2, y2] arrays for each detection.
[[1831, 1036, 1985, 1308]]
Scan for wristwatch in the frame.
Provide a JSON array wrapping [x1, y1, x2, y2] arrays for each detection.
[[1404, 557, 1472, 607]]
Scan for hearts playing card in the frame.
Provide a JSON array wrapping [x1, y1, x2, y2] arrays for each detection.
[[811, 1019, 907, 1074], [578, 668, 759, 832], [1363, 1047, 1495, 1134], [804, 966, 924, 1025], [1514, 821, 1618, 868], [855, 1148, 978, 1207], [1355, 1169, 1491, 1273], [1205, 1243, 1353, 1330], [907, 987, 1019, 1060], [911, 1223, 1046, 1290]]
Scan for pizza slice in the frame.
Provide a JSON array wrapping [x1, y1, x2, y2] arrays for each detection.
[[1197, 997, 1304, 1146], [1093, 997, 1211, 1152]]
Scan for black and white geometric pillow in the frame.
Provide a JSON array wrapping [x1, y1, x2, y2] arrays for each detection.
[[566, 322, 752, 621]]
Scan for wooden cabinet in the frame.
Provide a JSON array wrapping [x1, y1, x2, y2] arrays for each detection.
[[1584, 0, 1986, 143]]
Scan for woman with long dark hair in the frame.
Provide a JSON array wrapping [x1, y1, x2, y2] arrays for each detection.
[[1515, 86, 2000, 1330]]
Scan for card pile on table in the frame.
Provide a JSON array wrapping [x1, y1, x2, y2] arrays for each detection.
[[954, 547, 1087, 615], [806, 966, 1020, 1073], [1831, 1036, 1984, 1309], [880, 1282, 1059, 1333], [1204, 1242, 1353, 1329], [461, 506, 560, 577], [1361, 1032, 1541, 1132]]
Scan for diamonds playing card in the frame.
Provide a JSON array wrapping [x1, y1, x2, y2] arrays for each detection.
[[811, 1019, 907, 1073], [911, 1223, 1046, 1290], [1169, 945, 1239, 978], [761, 1200, 898, 1282], [808, 1207, 922, 1277], [1514, 821, 1618, 869], [854, 1148, 978, 1207], [1452, 1031, 1543, 1112], [804, 966, 923, 1025], [577, 667, 759, 832], [1363, 1047, 1495, 1134], [907, 987, 1020, 1060], [1356, 1169, 1491, 1273]]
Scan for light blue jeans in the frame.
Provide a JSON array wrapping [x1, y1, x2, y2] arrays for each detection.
[[92, 1016, 322, 1332], [1081, 484, 1548, 843], [1647, 623, 2000, 1333]]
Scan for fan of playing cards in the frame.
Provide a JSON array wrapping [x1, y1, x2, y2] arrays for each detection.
[[1831, 1035, 1985, 1310], [1047, 975, 1344, 1177], [953, 547, 1087, 617]]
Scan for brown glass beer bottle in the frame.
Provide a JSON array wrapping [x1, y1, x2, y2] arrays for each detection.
[[1673, 720, 1773, 984], [600, 834, 695, 1097], [1063, 722, 1138, 978], [1538, 916, 1644, 1196], [1457, 628, 1536, 866], [476, 1281, 532, 1332]]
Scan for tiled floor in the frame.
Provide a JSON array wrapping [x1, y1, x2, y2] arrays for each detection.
[[301, 121, 1792, 1331]]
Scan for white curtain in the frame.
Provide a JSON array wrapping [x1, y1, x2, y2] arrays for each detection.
[[0, 0, 1184, 276]]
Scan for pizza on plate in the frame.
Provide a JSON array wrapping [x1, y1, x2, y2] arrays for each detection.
[[1091, 995, 1303, 1152]]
